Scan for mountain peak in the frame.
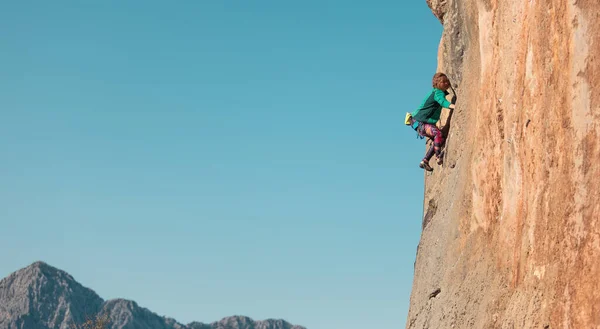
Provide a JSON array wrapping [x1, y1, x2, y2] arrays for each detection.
[[1, 261, 72, 291], [3, 261, 80, 289], [212, 316, 307, 329], [27, 260, 48, 268], [0, 261, 104, 329], [12, 260, 60, 276], [28, 260, 51, 268]]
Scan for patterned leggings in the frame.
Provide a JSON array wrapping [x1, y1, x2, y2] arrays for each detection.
[[419, 123, 444, 162]]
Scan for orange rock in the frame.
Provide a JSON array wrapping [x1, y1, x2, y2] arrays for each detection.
[[406, 1, 600, 328]]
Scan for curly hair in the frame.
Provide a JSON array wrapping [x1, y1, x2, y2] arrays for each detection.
[[432, 73, 450, 90]]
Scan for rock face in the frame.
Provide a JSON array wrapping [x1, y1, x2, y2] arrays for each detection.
[[406, 0, 600, 328], [0, 262, 305, 329]]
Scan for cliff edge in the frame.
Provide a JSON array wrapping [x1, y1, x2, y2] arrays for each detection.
[[407, 0, 600, 328]]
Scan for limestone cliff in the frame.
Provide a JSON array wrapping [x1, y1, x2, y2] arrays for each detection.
[[407, 0, 600, 328]]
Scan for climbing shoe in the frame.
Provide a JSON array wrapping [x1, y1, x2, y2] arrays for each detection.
[[419, 160, 433, 172]]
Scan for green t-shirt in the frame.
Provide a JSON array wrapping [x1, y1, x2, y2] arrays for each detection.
[[411, 88, 450, 124]]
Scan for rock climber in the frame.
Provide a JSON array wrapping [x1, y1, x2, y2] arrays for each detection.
[[405, 72, 456, 171]]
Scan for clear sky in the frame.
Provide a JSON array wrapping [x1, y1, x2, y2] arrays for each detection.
[[0, 1, 442, 329]]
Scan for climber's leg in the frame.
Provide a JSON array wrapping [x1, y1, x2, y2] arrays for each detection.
[[419, 124, 444, 169], [423, 143, 435, 162], [420, 143, 435, 171], [431, 126, 444, 165]]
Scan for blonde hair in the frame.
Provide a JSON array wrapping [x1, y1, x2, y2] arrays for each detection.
[[432, 73, 450, 90]]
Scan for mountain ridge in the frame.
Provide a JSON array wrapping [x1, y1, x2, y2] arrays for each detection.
[[0, 261, 306, 329]]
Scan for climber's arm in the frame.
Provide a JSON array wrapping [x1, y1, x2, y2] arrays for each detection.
[[434, 89, 452, 108]]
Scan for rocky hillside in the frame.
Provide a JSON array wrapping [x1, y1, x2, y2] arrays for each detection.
[[406, 0, 599, 328], [0, 262, 305, 329]]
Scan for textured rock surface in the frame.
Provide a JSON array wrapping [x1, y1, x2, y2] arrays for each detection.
[[406, 0, 600, 328], [426, 0, 449, 23], [0, 262, 305, 329], [100, 299, 187, 329]]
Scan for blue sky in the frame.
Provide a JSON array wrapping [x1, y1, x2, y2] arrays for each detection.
[[0, 1, 442, 328]]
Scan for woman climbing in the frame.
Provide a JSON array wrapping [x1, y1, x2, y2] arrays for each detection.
[[408, 72, 456, 171]]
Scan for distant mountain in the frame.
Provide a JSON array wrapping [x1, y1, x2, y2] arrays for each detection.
[[0, 262, 306, 329]]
